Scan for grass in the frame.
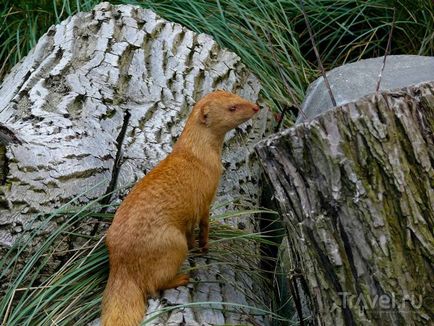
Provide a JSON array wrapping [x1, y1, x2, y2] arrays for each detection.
[[1, 0, 433, 122], [0, 191, 289, 325]]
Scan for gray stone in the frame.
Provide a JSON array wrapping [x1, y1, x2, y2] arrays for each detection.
[[297, 55, 434, 123]]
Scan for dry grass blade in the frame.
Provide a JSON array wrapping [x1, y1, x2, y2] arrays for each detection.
[[299, 0, 336, 107], [376, 8, 396, 92]]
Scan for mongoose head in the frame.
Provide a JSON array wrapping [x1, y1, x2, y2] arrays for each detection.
[[194, 90, 260, 135]]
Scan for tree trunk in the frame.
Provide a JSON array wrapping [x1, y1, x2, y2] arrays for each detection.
[[256, 82, 434, 325], [0, 2, 272, 325]]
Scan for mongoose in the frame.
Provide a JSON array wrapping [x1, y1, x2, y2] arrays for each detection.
[[101, 90, 260, 326]]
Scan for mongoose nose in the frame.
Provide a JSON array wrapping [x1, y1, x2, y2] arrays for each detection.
[[252, 105, 260, 112]]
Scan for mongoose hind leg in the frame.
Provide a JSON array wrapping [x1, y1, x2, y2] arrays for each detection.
[[149, 228, 188, 292], [186, 226, 195, 250], [160, 273, 190, 291], [199, 210, 209, 253]]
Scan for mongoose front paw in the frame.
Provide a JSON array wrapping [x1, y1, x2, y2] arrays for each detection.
[[188, 238, 196, 250], [199, 241, 208, 254]]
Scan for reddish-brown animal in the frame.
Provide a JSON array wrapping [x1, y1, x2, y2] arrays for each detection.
[[101, 91, 260, 326]]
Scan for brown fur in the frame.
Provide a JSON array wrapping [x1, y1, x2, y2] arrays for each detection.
[[101, 91, 259, 326]]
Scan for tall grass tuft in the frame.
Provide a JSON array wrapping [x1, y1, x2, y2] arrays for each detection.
[[0, 193, 287, 325], [1, 0, 433, 118]]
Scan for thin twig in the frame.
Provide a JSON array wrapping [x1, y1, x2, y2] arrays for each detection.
[[376, 8, 396, 92], [265, 32, 307, 123], [299, 0, 336, 107], [275, 105, 299, 132]]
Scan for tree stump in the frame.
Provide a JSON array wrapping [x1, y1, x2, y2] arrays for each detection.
[[0, 2, 272, 325], [256, 82, 434, 325]]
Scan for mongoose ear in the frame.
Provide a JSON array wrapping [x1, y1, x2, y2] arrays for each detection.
[[200, 106, 210, 126]]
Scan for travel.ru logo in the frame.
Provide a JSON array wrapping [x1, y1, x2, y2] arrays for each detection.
[[330, 292, 423, 314]]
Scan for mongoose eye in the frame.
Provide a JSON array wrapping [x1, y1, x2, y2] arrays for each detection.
[[229, 106, 237, 112]]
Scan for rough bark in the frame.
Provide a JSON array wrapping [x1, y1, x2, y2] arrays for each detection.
[[256, 82, 434, 325], [0, 2, 271, 325]]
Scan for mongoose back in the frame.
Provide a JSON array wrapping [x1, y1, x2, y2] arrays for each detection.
[[101, 90, 260, 326]]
